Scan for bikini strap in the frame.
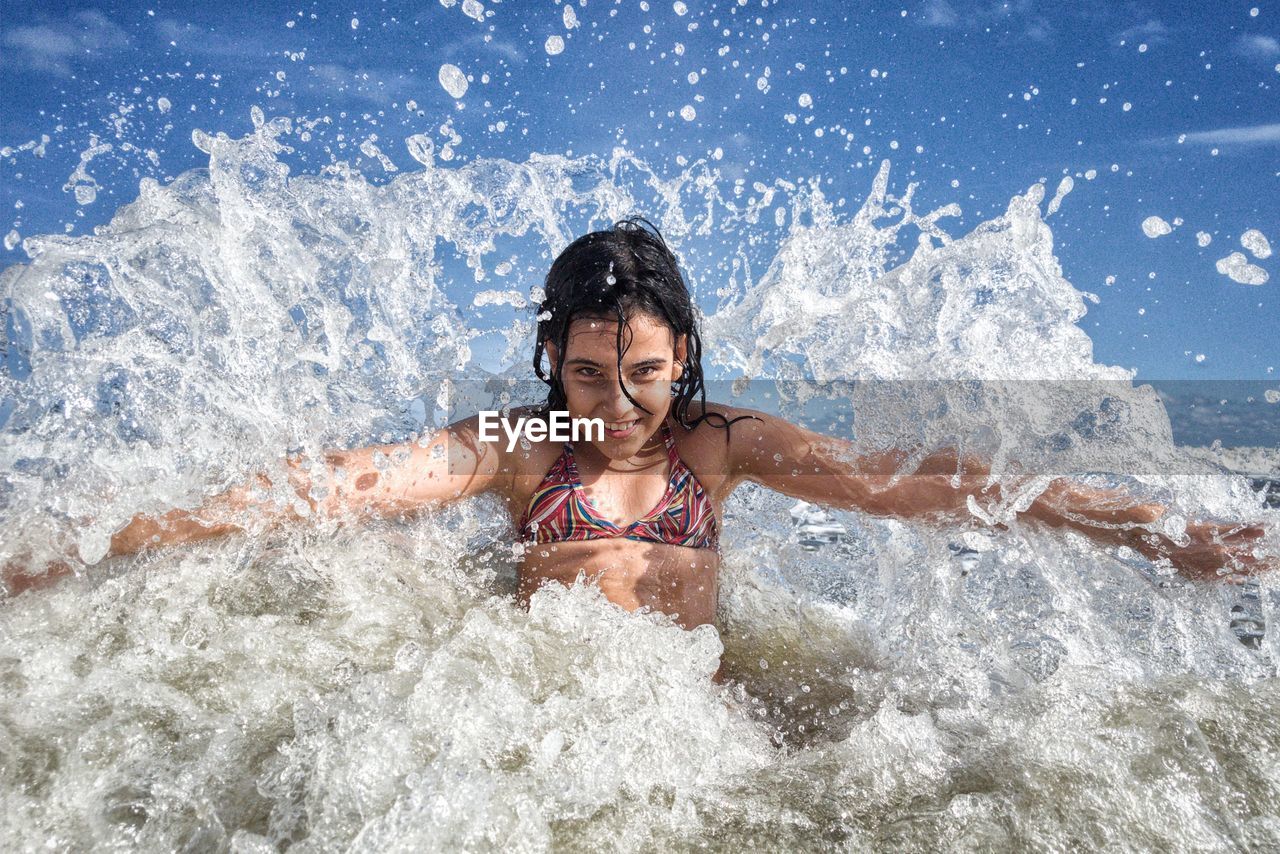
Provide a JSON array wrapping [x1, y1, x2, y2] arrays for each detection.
[[561, 438, 580, 482]]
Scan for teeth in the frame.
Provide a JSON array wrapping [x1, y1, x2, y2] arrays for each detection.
[[605, 420, 636, 430]]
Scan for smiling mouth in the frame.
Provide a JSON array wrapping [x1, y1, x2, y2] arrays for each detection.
[[603, 419, 639, 436]]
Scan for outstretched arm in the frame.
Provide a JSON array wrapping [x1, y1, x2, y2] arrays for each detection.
[[724, 407, 997, 520], [1020, 479, 1268, 580], [111, 414, 506, 553], [724, 407, 1270, 580], [4, 416, 506, 596]]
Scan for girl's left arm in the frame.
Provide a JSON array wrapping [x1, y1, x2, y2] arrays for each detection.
[[723, 407, 1271, 580]]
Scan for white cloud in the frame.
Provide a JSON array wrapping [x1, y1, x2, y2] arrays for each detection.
[[154, 18, 193, 45], [1178, 123, 1280, 146], [1235, 34, 1280, 59], [1, 10, 129, 76], [916, 0, 1049, 41], [1025, 17, 1052, 43], [443, 33, 526, 64], [1, 27, 79, 74], [483, 39, 526, 64], [921, 0, 959, 27], [153, 18, 280, 58], [1115, 19, 1170, 46], [304, 64, 417, 106]]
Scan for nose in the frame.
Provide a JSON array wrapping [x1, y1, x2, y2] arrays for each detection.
[[598, 381, 639, 420]]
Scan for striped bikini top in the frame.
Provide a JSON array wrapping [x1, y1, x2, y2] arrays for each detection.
[[518, 421, 720, 552]]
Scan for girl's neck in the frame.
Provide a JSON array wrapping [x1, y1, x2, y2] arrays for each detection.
[[573, 422, 669, 474]]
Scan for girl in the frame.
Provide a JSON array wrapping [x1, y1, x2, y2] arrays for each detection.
[[5, 219, 1270, 629]]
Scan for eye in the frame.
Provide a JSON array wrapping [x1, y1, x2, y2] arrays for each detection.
[[575, 367, 601, 379], [634, 366, 658, 377]]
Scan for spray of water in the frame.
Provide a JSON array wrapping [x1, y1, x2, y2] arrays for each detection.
[[2, 119, 1277, 849]]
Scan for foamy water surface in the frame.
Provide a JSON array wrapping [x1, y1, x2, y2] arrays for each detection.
[[2, 121, 1278, 850]]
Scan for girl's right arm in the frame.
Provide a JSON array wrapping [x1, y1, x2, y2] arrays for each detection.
[[111, 414, 506, 555], [294, 414, 507, 522], [4, 416, 506, 595]]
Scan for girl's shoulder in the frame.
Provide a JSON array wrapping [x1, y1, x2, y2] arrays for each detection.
[[672, 400, 769, 439], [499, 404, 572, 479], [442, 405, 567, 490], [668, 401, 772, 488], [672, 401, 816, 477]]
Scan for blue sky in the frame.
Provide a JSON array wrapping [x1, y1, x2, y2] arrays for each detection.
[[1, 0, 1278, 382]]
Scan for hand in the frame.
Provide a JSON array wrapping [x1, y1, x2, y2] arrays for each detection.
[[1128, 520, 1272, 582]]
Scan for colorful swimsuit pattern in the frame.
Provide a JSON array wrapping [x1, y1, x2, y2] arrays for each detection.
[[518, 421, 720, 552]]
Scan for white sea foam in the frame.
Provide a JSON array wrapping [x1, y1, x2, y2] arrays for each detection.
[[1, 119, 1277, 851]]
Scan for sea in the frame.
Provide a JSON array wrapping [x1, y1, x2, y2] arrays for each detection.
[[2, 121, 1278, 850]]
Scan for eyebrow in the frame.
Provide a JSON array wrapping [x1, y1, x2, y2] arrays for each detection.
[[564, 356, 669, 369]]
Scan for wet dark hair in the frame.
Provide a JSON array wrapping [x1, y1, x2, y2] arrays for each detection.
[[533, 216, 753, 433]]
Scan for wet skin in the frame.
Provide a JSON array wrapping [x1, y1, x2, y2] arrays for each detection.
[[3, 313, 742, 619], [9, 316, 1271, 625], [468, 313, 1274, 622], [505, 315, 738, 631], [506, 415, 738, 630]]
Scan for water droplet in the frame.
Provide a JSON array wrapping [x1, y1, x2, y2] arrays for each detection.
[[438, 64, 468, 99], [1141, 216, 1172, 238], [1241, 228, 1272, 259]]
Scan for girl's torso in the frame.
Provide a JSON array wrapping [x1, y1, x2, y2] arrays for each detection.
[[500, 407, 739, 629]]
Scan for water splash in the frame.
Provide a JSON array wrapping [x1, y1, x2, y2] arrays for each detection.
[[2, 120, 1278, 850]]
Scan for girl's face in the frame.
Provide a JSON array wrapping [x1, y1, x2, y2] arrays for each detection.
[[545, 312, 687, 461]]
